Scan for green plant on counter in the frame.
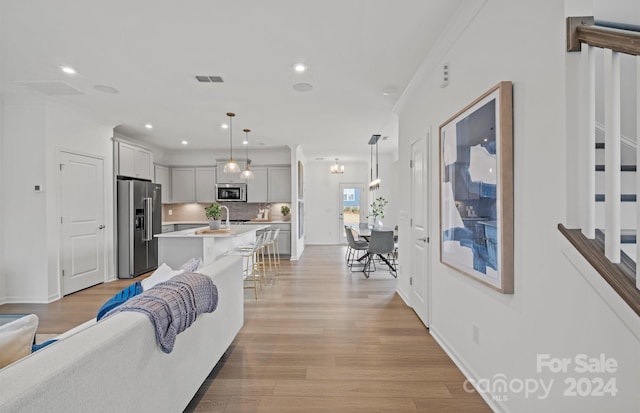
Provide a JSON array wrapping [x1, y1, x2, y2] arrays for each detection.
[[370, 197, 388, 219], [281, 205, 291, 216], [204, 203, 222, 220]]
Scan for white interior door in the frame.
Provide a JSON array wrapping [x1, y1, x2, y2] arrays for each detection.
[[60, 151, 105, 295], [410, 135, 430, 325], [338, 183, 366, 244]]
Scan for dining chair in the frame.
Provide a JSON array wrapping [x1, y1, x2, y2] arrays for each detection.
[[345, 226, 368, 271], [363, 230, 397, 278]]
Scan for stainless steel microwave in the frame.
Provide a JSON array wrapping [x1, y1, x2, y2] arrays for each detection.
[[215, 183, 247, 202]]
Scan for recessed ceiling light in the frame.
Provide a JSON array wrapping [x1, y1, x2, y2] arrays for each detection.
[[294, 63, 307, 73], [181, 140, 188, 145], [382, 86, 397, 96], [293, 83, 313, 92], [145, 124, 153, 129], [242, 140, 248, 145], [221, 123, 229, 129], [94, 85, 119, 94], [60, 66, 77, 75]]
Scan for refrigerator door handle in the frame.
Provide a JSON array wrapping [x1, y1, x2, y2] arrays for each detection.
[[143, 197, 153, 241]]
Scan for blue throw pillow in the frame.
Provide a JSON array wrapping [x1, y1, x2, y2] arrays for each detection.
[[32, 339, 57, 353], [96, 281, 143, 321]]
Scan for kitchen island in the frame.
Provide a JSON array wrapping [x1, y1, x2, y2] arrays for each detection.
[[155, 224, 269, 268]]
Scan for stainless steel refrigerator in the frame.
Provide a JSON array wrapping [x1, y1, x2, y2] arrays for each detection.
[[117, 179, 161, 278]]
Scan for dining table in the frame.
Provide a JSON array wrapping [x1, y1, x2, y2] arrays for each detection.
[[347, 224, 398, 275]]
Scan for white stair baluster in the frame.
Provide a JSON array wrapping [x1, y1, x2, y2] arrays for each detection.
[[636, 54, 640, 289], [604, 48, 621, 263], [581, 44, 597, 239]]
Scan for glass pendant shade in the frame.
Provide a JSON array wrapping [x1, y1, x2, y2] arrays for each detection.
[[240, 168, 254, 180], [224, 112, 240, 174]]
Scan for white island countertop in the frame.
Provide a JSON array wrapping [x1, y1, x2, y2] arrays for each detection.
[[156, 224, 269, 238], [155, 224, 269, 268]]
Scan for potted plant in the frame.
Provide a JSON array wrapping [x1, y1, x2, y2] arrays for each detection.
[[370, 197, 388, 228], [280, 204, 291, 221], [204, 203, 223, 229]]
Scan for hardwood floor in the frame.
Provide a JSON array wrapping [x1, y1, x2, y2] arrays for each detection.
[[0, 245, 490, 412]]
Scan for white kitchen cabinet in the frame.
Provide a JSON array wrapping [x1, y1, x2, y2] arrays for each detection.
[[171, 168, 196, 203], [277, 230, 291, 255], [195, 167, 217, 203], [154, 165, 171, 203], [118, 142, 153, 180], [268, 167, 291, 202], [246, 167, 268, 203]]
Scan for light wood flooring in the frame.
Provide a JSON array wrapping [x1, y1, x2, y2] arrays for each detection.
[[0, 245, 490, 412]]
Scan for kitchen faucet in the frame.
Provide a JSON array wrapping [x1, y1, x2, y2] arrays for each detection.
[[220, 205, 230, 229]]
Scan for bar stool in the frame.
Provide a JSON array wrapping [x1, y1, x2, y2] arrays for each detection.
[[269, 228, 281, 276], [235, 232, 265, 299], [256, 230, 275, 284]]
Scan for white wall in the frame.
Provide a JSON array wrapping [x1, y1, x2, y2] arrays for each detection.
[[397, 0, 639, 411], [1, 95, 114, 303], [305, 160, 369, 244]]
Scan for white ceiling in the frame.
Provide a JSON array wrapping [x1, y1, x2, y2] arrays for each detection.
[[1, 0, 462, 160]]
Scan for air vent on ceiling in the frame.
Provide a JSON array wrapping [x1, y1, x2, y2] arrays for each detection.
[[195, 75, 224, 83], [17, 81, 85, 96]]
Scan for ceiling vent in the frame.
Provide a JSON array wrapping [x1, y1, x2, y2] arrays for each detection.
[[195, 75, 224, 83], [17, 81, 85, 96]]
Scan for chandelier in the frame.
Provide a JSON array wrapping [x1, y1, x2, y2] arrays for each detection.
[[330, 158, 344, 174], [223, 112, 240, 174]]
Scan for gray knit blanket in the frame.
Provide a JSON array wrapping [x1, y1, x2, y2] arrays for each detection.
[[104, 272, 218, 353]]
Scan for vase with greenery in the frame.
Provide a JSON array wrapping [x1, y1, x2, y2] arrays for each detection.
[[281, 205, 291, 221], [370, 197, 388, 228], [204, 203, 223, 229]]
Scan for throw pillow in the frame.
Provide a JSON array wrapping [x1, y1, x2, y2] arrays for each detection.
[[0, 314, 39, 368], [96, 281, 143, 321], [180, 257, 202, 273], [140, 263, 184, 291]]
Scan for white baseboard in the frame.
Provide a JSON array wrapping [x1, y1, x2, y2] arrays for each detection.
[[2, 295, 55, 304], [430, 327, 506, 413], [395, 287, 411, 307]]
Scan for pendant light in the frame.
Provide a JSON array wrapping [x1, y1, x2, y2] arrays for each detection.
[[240, 128, 255, 180], [368, 134, 381, 190], [330, 158, 344, 174], [223, 112, 240, 174]]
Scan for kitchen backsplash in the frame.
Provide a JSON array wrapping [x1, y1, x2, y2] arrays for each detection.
[[162, 202, 291, 222]]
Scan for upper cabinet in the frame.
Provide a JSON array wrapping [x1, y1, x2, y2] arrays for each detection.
[[118, 142, 153, 180], [169, 167, 216, 203], [268, 167, 291, 202], [195, 167, 217, 203], [246, 167, 269, 203], [171, 168, 196, 203], [154, 165, 171, 203]]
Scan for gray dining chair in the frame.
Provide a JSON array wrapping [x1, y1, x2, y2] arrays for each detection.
[[345, 226, 368, 271], [363, 230, 397, 278]]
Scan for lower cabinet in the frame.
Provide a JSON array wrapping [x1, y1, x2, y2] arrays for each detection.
[[277, 230, 291, 256]]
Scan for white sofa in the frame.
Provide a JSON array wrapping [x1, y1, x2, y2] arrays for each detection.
[[0, 255, 243, 413]]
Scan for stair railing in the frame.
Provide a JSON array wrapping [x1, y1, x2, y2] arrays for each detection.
[[565, 17, 640, 311]]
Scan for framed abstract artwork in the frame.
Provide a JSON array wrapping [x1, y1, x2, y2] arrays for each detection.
[[439, 81, 514, 293]]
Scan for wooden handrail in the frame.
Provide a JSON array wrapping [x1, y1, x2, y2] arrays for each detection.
[[567, 16, 640, 55], [558, 224, 640, 317]]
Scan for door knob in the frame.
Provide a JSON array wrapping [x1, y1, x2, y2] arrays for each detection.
[[98, 225, 105, 230], [418, 237, 427, 242]]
